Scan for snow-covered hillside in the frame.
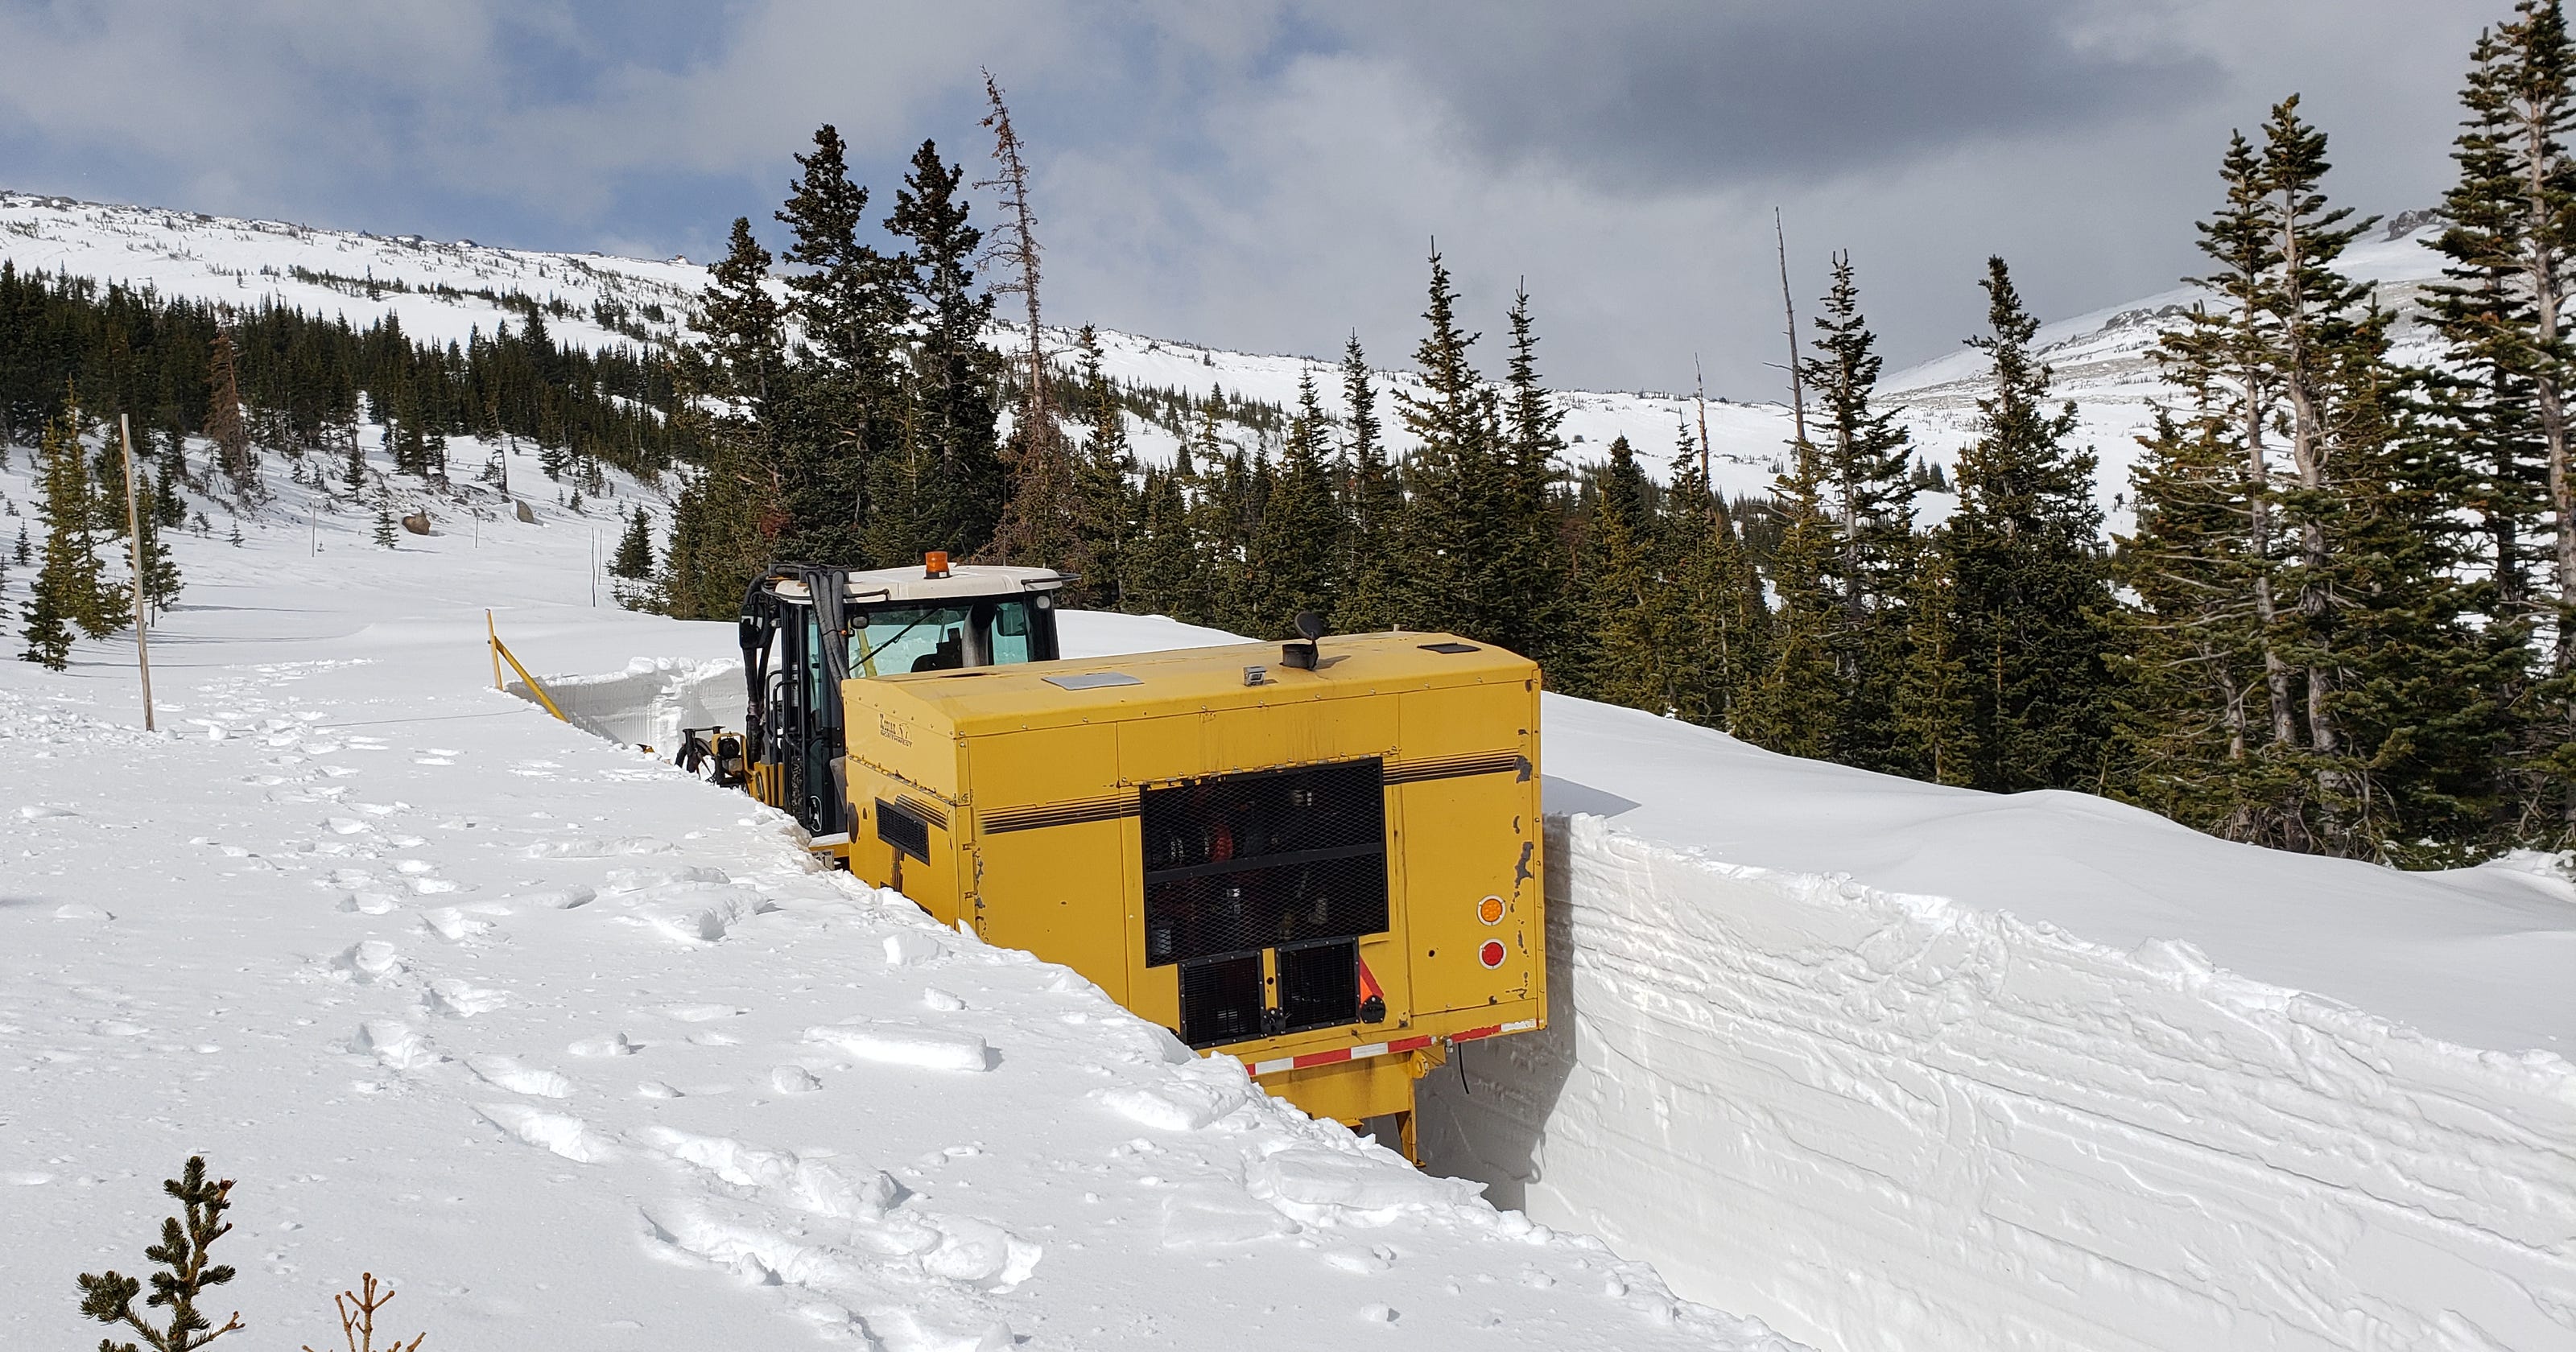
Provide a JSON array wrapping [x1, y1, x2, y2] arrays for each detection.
[[6, 193, 2565, 1350], [0, 430, 1793, 1351], [0, 190, 2462, 533]]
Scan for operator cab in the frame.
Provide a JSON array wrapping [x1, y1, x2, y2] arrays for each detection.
[[737, 554, 1069, 839]]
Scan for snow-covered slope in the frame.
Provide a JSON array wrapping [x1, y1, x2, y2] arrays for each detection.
[[1423, 707, 2574, 1352], [7, 193, 2563, 1350], [0, 434, 1792, 1350], [0, 192, 1791, 502], [0, 191, 2461, 531], [0, 191, 703, 352]]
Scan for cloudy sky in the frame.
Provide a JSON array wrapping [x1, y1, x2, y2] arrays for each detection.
[[0, 1, 2497, 394]]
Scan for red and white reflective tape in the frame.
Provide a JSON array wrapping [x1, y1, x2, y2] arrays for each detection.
[[1246, 1019, 1538, 1078]]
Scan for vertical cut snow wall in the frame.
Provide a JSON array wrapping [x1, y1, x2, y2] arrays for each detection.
[[506, 657, 741, 754], [1419, 814, 2576, 1352]]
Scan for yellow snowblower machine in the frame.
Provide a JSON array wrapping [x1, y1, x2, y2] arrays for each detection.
[[731, 554, 1545, 1156]]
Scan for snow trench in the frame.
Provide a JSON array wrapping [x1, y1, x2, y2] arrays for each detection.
[[506, 656, 740, 754], [1419, 814, 2576, 1352]]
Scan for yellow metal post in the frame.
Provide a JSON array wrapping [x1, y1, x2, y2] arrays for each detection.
[[486, 615, 568, 722]]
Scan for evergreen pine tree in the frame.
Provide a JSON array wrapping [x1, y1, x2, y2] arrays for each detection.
[[775, 124, 903, 563], [1662, 443, 1770, 730], [374, 505, 398, 549], [662, 218, 788, 620], [1568, 435, 1672, 710], [1395, 250, 1518, 647], [1495, 284, 1574, 667], [611, 505, 654, 579], [2426, 0, 2576, 843], [1123, 467, 1199, 620], [1947, 257, 2116, 793], [1737, 433, 1843, 760], [1068, 326, 1134, 609], [1802, 253, 1918, 769], [1892, 532, 1979, 785], [133, 466, 181, 614], [23, 406, 120, 667], [1335, 336, 1406, 632], [888, 138, 1007, 560], [1241, 373, 1350, 636]]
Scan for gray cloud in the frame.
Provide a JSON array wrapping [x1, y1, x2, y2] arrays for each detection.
[[1327, 0, 2221, 189]]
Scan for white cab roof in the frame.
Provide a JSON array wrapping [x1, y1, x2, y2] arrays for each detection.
[[762, 565, 1070, 605]]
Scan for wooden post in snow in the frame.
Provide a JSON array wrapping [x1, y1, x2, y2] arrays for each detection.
[[118, 414, 155, 732]]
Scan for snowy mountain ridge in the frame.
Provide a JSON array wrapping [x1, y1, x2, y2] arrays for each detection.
[[10, 189, 2454, 521]]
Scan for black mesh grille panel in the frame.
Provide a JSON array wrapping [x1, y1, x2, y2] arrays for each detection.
[[1140, 759, 1389, 967], [875, 798, 930, 862], [1177, 954, 1266, 1049], [1277, 938, 1360, 1034]]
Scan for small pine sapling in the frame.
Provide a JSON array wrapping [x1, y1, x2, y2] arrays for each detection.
[[303, 1273, 425, 1352], [76, 1156, 246, 1352], [374, 507, 398, 549]]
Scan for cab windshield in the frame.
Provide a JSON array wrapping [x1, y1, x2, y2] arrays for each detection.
[[848, 595, 1051, 676]]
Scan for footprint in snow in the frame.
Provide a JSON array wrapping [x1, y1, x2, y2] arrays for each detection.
[[883, 933, 946, 967], [655, 1004, 745, 1023], [427, 979, 512, 1017], [770, 1066, 823, 1094], [357, 1020, 441, 1069], [568, 1033, 640, 1057], [419, 908, 493, 942], [464, 1054, 575, 1098], [473, 1103, 616, 1163], [332, 940, 403, 983], [804, 1023, 994, 1073]]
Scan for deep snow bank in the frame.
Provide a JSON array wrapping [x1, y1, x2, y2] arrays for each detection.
[[1420, 814, 2576, 1351], [508, 655, 740, 752]]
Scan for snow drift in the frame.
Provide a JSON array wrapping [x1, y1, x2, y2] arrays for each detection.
[[1420, 813, 2576, 1351]]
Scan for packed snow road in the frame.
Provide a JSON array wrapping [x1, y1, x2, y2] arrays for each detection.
[[0, 460, 1793, 1351]]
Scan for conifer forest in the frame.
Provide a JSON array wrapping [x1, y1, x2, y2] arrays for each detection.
[[7, 4, 2576, 869]]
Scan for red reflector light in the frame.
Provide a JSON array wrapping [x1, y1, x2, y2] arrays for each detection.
[[1478, 939, 1506, 969]]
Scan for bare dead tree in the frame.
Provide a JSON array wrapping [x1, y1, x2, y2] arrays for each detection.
[[204, 328, 257, 493], [975, 69, 1082, 571], [1775, 208, 1807, 447]]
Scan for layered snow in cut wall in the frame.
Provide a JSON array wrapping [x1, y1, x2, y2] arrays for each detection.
[[0, 442, 1797, 1350], [1421, 700, 2576, 1352]]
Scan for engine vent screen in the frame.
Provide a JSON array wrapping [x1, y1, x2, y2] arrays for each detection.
[[874, 798, 931, 862], [1277, 938, 1361, 1034], [1140, 759, 1389, 967], [1177, 954, 1266, 1049]]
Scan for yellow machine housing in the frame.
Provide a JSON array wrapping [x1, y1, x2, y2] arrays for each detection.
[[837, 632, 1545, 1152]]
